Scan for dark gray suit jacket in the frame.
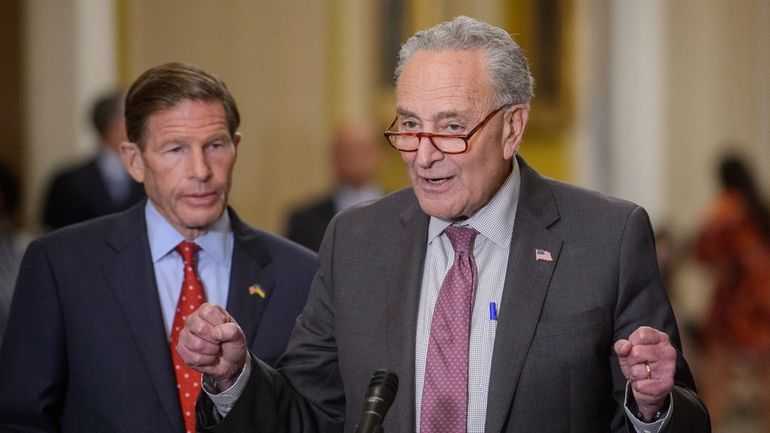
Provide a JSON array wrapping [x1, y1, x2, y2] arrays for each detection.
[[200, 158, 709, 433], [0, 201, 318, 433]]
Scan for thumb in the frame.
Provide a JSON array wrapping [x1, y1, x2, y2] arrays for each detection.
[[213, 322, 247, 363], [614, 338, 632, 358], [221, 337, 247, 364]]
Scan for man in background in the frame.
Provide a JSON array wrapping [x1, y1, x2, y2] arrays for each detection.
[[287, 120, 383, 251], [0, 162, 28, 347], [41, 90, 145, 230], [0, 63, 317, 433]]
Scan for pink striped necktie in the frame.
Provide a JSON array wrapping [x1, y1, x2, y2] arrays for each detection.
[[421, 225, 478, 433]]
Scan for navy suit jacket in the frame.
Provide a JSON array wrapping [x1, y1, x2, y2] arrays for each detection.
[[0, 201, 318, 433]]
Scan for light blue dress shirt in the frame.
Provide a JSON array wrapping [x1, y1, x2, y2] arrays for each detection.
[[144, 201, 233, 337]]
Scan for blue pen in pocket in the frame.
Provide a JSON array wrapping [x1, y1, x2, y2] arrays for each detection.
[[489, 302, 497, 321]]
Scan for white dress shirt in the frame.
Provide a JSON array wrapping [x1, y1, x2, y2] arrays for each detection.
[[415, 159, 520, 433]]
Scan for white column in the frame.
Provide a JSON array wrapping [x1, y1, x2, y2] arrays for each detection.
[[574, 0, 612, 191], [608, 0, 666, 225], [575, 1, 666, 226], [74, 0, 118, 150]]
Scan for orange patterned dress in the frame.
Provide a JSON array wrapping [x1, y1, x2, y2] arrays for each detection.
[[695, 190, 770, 353]]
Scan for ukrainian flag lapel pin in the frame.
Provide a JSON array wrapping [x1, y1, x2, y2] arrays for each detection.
[[248, 284, 266, 298]]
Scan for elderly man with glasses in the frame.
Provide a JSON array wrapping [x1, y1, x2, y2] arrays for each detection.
[[179, 16, 709, 433]]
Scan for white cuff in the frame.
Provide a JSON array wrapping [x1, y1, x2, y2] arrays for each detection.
[[623, 381, 672, 433], [202, 352, 253, 418]]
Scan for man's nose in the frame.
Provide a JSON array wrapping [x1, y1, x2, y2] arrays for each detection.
[[188, 147, 212, 180], [414, 136, 444, 167]]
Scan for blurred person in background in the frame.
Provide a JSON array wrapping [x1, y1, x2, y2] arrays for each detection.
[[41, 90, 145, 230], [0, 162, 29, 347], [286, 119, 383, 251], [694, 153, 770, 430]]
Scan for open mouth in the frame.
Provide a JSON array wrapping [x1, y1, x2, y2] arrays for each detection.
[[426, 176, 452, 185]]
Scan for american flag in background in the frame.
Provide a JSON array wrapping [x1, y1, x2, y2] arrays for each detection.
[[535, 249, 553, 262]]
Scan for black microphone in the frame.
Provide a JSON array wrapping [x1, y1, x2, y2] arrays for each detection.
[[353, 369, 399, 433]]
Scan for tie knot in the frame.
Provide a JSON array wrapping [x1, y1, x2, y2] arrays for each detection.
[[444, 225, 478, 255], [175, 241, 200, 266]]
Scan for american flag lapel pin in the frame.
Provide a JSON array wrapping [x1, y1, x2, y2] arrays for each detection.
[[248, 284, 266, 298], [535, 249, 553, 262]]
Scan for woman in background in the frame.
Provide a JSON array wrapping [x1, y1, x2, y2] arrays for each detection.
[[695, 153, 770, 430]]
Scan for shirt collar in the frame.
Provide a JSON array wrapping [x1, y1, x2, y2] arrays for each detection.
[[427, 157, 520, 249], [145, 200, 231, 264]]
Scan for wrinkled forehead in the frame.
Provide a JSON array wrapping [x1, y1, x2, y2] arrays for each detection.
[[395, 49, 494, 117], [144, 100, 230, 141]]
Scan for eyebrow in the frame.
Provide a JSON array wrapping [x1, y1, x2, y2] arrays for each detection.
[[158, 131, 231, 148], [205, 132, 231, 142], [394, 107, 470, 122], [395, 107, 416, 118]]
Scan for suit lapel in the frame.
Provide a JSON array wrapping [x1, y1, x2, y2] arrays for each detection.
[[485, 158, 563, 433], [224, 210, 274, 348], [102, 203, 184, 432], [386, 195, 429, 433]]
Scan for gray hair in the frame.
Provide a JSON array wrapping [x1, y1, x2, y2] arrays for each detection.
[[394, 16, 534, 107]]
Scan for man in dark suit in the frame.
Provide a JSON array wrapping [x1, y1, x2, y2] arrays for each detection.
[[286, 120, 383, 251], [0, 63, 318, 433], [179, 17, 710, 433], [41, 90, 145, 230]]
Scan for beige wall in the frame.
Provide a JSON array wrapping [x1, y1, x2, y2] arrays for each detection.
[[19, 0, 769, 245]]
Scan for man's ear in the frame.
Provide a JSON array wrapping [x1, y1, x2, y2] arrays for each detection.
[[119, 141, 145, 183], [502, 105, 529, 160]]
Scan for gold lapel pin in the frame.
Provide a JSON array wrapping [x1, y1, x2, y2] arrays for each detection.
[[248, 284, 266, 298]]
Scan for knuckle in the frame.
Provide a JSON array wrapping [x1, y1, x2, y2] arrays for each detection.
[[189, 318, 209, 335], [187, 351, 209, 366], [187, 335, 208, 352]]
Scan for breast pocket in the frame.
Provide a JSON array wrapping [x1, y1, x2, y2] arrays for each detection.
[[534, 306, 607, 339]]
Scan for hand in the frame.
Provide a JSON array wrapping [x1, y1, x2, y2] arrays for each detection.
[[176, 302, 247, 391], [613, 326, 676, 421]]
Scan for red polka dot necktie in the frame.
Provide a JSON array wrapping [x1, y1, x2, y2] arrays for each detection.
[[170, 241, 207, 433], [420, 226, 478, 433]]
